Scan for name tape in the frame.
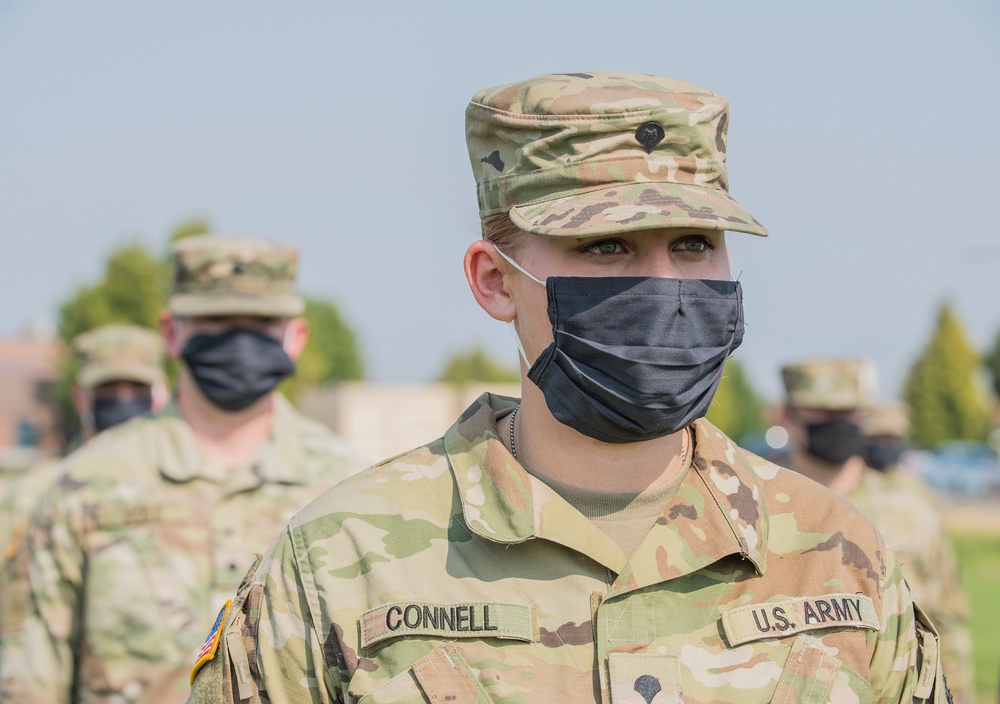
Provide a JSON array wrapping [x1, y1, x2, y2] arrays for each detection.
[[721, 594, 879, 646], [360, 601, 535, 649]]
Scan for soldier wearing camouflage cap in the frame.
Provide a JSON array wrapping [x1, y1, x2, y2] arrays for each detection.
[[72, 323, 169, 436], [191, 73, 945, 703], [0, 324, 169, 700], [2, 236, 368, 704], [779, 359, 876, 493], [859, 402, 974, 703], [781, 360, 969, 701]]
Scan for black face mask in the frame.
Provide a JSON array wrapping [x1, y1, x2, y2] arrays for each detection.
[[804, 418, 862, 464], [181, 328, 295, 412], [864, 440, 905, 471], [518, 273, 744, 444], [92, 395, 153, 432]]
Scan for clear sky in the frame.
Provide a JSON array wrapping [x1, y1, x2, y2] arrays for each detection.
[[0, 1, 996, 400]]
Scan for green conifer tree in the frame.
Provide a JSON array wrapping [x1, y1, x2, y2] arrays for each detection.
[[904, 302, 991, 448], [984, 328, 1000, 400]]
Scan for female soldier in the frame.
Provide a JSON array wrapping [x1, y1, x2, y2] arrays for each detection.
[[188, 71, 945, 704]]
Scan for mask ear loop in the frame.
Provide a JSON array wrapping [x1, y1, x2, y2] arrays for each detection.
[[493, 247, 545, 285], [507, 321, 530, 368], [493, 247, 544, 368]]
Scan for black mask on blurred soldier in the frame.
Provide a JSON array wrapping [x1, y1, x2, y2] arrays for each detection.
[[92, 395, 153, 432], [181, 328, 295, 412], [803, 418, 863, 464], [864, 439, 906, 471]]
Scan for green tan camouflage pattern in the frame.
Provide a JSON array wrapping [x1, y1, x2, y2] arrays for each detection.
[[849, 467, 973, 703], [0, 460, 62, 701], [170, 236, 304, 317], [0, 394, 367, 704], [74, 324, 166, 388], [189, 393, 946, 703], [781, 359, 878, 411], [466, 72, 767, 238]]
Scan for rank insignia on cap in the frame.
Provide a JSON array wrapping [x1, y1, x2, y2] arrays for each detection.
[[635, 121, 665, 154], [191, 600, 232, 685], [481, 150, 505, 172]]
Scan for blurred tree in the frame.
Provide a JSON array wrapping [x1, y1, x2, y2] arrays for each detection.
[[984, 328, 1000, 399], [705, 358, 766, 443], [439, 348, 519, 385], [904, 302, 991, 448], [168, 217, 211, 244], [58, 245, 166, 341], [56, 243, 167, 445]]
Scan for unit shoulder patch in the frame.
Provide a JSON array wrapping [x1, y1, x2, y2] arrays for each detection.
[[191, 600, 232, 685], [720, 594, 879, 646]]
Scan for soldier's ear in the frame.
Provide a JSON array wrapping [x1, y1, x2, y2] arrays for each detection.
[[151, 380, 170, 411], [282, 318, 308, 360], [159, 311, 184, 359], [464, 240, 517, 322]]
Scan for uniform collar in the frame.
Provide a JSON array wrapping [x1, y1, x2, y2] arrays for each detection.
[[157, 393, 306, 489], [446, 394, 769, 591]]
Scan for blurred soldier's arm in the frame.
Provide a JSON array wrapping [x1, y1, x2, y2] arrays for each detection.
[[922, 524, 973, 703], [8, 481, 85, 704]]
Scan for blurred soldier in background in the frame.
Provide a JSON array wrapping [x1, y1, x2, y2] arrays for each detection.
[[1, 235, 368, 704], [0, 324, 168, 692], [70, 323, 170, 442], [859, 402, 973, 704], [782, 360, 973, 703]]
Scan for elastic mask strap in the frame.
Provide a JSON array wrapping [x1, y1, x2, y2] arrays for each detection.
[[493, 248, 540, 368], [507, 321, 530, 368], [494, 247, 545, 285]]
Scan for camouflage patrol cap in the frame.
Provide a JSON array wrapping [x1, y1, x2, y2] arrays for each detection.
[[781, 359, 878, 411], [74, 324, 166, 388], [861, 402, 910, 438], [466, 71, 767, 238], [169, 235, 304, 317]]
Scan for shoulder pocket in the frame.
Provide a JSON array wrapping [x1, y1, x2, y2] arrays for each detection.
[[912, 602, 947, 702]]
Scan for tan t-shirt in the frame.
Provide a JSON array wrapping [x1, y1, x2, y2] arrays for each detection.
[[532, 432, 693, 557]]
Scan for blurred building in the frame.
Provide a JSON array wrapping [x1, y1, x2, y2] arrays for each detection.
[[0, 332, 64, 467], [299, 382, 520, 463]]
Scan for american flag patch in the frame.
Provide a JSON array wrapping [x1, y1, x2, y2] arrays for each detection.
[[190, 600, 232, 685]]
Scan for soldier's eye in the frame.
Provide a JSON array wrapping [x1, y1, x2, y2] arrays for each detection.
[[672, 236, 715, 253], [582, 240, 625, 255]]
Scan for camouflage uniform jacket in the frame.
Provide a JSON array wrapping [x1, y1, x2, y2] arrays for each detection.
[[848, 468, 972, 703], [5, 393, 367, 704], [190, 394, 945, 704], [1, 460, 62, 620]]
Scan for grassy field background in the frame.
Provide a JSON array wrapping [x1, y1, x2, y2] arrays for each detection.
[[944, 501, 1000, 704]]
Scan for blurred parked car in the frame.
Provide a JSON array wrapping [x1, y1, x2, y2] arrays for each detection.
[[915, 441, 1000, 495]]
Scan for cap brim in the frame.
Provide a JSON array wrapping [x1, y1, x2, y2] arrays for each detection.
[[169, 293, 305, 318], [509, 182, 767, 238], [79, 362, 163, 389]]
